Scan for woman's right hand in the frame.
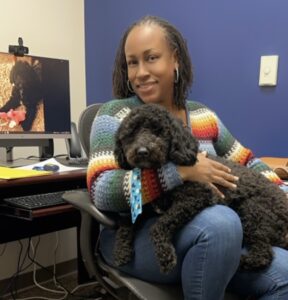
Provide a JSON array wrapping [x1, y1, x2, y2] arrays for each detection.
[[177, 152, 238, 198]]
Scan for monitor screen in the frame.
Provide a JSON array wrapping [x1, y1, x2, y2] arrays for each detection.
[[0, 52, 71, 141]]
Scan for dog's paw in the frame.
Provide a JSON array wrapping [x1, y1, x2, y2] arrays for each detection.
[[113, 248, 134, 267], [240, 253, 272, 270], [157, 243, 177, 274]]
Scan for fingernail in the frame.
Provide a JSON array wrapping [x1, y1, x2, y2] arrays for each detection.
[[234, 176, 239, 181]]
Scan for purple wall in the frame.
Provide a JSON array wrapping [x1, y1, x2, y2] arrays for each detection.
[[85, 0, 288, 157]]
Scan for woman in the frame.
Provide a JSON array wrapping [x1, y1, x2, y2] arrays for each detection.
[[87, 15, 288, 300]]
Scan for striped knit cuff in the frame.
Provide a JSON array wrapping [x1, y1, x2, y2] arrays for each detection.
[[279, 183, 288, 193], [158, 162, 183, 192]]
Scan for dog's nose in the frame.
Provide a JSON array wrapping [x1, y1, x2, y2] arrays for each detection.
[[137, 147, 149, 157]]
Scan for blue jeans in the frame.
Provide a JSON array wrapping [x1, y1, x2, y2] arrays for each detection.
[[99, 205, 288, 300]]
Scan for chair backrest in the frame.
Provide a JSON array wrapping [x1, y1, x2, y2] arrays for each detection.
[[78, 103, 102, 157]]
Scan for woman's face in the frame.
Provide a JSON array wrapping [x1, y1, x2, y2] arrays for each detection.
[[125, 24, 178, 108]]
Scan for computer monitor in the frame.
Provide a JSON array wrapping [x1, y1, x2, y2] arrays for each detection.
[[0, 52, 71, 165]]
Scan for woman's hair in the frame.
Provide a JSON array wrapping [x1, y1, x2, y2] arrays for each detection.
[[112, 15, 193, 108]]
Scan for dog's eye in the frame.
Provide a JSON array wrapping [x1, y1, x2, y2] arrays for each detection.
[[153, 127, 161, 134], [150, 123, 163, 135]]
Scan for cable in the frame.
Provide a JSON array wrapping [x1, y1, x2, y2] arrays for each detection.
[[54, 154, 69, 159], [1, 234, 102, 300], [70, 280, 101, 295], [0, 238, 40, 299], [29, 236, 101, 299], [29, 234, 67, 296], [9, 239, 24, 299], [8, 156, 40, 162], [26, 243, 102, 300], [14, 297, 63, 300], [26, 154, 68, 160], [14, 238, 41, 298], [12, 240, 24, 299], [26, 155, 41, 160], [52, 232, 62, 288], [50, 232, 100, 296], [9, 237, 69, 300], [26, 237, 74, 299], [15, 281, 103, 300], [16, 294, 102, 300]]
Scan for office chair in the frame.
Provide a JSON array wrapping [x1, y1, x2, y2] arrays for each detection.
[[63, 103, 245, 300]]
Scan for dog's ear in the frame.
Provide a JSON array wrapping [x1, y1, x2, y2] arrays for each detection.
[[114, 131, 133, 170], [168, 118, 199, 166]]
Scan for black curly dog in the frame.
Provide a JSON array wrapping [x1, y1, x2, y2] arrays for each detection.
[[113, 103, 288, 274], [0, 61, 42, 131]]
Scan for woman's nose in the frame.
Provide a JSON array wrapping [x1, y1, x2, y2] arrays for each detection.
[[135, 61, 149, 78]]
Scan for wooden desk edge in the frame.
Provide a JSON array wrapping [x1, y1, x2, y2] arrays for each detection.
[[0, 169, 87, 187]]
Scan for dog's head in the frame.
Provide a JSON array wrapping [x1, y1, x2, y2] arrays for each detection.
[[114, 104, 199, 170], [10, 61, 40, 90]]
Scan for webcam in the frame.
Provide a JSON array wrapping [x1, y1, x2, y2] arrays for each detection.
[[8, 37, 29, 57]]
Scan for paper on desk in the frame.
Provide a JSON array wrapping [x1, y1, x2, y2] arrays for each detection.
[[0, 166, 51, 180], [17, 157, 86, 172]]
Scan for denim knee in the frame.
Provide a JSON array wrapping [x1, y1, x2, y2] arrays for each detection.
[[173, 204, 243, 277], [177, 204, 243, 250], [206, 205, 243, 244], [203, 205, 243, 260], [178, 205, 243, 300]]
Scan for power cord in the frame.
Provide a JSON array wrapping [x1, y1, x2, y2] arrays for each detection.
[[0, 234, 102, 300], [20, 233, 101, 300], [0, 238, 40, 300], [29, 234, 68, 297]]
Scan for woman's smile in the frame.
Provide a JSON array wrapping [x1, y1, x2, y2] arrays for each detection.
[[136, 81, 156, 93]]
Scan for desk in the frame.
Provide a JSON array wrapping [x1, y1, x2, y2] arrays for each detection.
[[0, 169, 88, 283]]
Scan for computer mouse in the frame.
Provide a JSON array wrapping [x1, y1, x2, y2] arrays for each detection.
[[33, 164, 59, 172], [43, 163, 60, 172]]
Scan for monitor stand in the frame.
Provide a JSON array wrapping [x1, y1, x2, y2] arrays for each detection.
[[0, 157, 40, 168], [0, 139, 54, 168]]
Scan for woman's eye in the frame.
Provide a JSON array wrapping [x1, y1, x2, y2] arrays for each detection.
[[127, 60, 137, 67], [148, 55, 158, 62]]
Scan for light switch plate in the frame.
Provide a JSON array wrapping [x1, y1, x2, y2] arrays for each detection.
[[259, 55, 279, 86]]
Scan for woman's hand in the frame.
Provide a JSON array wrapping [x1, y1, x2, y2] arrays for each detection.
[[177, 152, 238, 198]]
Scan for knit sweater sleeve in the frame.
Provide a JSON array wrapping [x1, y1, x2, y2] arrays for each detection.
[[210, 108, 288, 192], [86, 98, 183, 212]]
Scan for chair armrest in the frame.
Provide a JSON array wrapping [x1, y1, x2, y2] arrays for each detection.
[[62, 190, 117, 229]]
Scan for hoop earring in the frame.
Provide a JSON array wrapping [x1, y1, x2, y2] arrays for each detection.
[[127, 80, 134, 93], [174, 68, 179, 83]]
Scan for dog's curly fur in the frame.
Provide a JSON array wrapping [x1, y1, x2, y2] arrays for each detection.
[[113, 103, 288, 274], [0, 61, 43, 131]]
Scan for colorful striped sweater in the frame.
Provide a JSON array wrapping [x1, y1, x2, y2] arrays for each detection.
[[87, 96, 287, 212]]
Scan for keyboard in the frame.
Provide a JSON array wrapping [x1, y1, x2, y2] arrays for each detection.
[[2, 190, 84, 210], [67, 157, 88, 167]]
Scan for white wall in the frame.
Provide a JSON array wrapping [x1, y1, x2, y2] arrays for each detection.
[[0, 0, 86, 280]]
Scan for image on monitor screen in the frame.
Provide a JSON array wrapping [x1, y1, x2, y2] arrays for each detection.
[[0, 52, 71, 139], [0, 52, 71, 165]]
